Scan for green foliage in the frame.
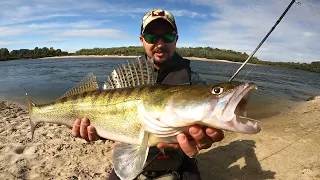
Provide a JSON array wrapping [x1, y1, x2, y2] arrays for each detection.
[[76, 46, 145, 56], [0, 48, 10, 60], [175, 47, 260, 62], [0, 47, 69, 61], [257, 60, 320, 73], [1, 46, 319, 73]]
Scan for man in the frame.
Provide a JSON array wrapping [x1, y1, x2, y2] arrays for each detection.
[[72, 9, 224, 179]]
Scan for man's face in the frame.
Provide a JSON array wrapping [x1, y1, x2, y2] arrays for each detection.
[[140, 19, 178, 64]]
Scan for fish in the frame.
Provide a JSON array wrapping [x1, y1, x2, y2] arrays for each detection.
[[24, 58, 261, 180]]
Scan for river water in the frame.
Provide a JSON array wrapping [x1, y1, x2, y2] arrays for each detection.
[[0, 58, 319, 119]]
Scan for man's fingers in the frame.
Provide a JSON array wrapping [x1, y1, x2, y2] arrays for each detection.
[[206, 127, 224, 143], [88, 125, 98, 141], [177, 133, 198, 157], [72, 118, 81, 137], [157, 142, 180, 150], [80, 118, 90, 141], [189, 125, 212, 149]]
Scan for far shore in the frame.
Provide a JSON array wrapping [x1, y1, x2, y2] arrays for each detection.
[[38, 55, 137, 59], [39, 55, 251, 65]]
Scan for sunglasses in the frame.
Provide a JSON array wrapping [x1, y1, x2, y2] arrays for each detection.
[[142, 32, 177, 44]]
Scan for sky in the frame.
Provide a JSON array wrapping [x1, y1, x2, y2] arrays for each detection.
[[0, 0, 319, 63]]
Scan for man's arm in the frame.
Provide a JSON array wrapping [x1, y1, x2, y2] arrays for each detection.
[[72, 118, 224, 157]]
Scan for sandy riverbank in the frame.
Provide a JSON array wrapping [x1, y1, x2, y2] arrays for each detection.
[[0, 97, 319, 179], [39, 55, 247, 64]]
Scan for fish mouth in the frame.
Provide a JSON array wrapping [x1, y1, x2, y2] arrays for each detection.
[[210, 82, 261, 134], [223, 83, 256, 118]]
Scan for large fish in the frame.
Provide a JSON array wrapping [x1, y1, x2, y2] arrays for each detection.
[[25, 59, 261, 180]]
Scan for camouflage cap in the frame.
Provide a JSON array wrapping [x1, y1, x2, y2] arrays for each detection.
[[140, 9, 178, 34]]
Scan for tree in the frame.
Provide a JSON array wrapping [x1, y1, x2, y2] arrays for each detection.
[[0, 48, 10, 60]]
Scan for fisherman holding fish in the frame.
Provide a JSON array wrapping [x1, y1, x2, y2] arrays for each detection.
[[72, 9, 225, 180], [25, 8, 260, 180]]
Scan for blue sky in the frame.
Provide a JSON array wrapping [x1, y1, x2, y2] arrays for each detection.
[[0, 0, 319, 63]]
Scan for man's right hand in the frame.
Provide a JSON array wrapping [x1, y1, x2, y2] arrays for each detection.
[[72, 118, 99, 141]]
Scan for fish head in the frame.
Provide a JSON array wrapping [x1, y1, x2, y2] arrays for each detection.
[[161, 81, 260, 134], [205, 81, 260, 134]]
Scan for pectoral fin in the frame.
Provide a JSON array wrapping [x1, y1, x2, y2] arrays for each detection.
[[112, 131, 150, 180]]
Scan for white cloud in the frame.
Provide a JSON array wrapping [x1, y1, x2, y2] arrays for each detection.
[[0, 40, 30, 46], [190, 0, 320, 63], [0, 19, 127, 47], [0, 27, 28, 37], [0, 41, 10, 46], [59, 29, 125, 39], [168, 9, 207, 18], [0, 20, 114, 36], [0, 0, 207, 48], [0, 0, 83, 25], [2, 0, 318, 63], [24, 20, 111, 30]]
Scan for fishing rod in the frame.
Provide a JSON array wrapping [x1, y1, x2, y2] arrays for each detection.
[[229, 0, 300, 82]]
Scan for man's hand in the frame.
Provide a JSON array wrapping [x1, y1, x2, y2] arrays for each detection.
[[72, 118, 224, 157], [156, 125, 224, 158], [72, 118, 99, 141]]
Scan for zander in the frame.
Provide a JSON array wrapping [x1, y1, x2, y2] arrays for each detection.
[[25, 59, 261, 180]]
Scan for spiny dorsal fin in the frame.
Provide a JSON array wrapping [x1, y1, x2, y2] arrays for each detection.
[[58, 73, 99, 99], [103, 57, 157, 90]]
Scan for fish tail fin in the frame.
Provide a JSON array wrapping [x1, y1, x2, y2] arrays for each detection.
[[24, 88, 37, 140], [112, 131, 150, 180], [24, 88, 34, 111]]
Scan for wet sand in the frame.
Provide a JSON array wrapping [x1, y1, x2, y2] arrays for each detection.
[[0, 96, 319, 179]]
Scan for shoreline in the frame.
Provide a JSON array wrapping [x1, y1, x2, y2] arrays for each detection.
[[38, 55, 138, 59], [38, 55, 250, 64]]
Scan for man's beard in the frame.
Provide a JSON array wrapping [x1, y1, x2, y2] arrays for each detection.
[[152, 47, 169, 63]]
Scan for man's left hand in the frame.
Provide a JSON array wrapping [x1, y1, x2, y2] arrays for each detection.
[[156, 125, 224, 158]]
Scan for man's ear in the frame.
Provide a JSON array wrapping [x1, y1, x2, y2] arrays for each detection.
[[176, 34, 179, 42], [139, 36, 143, 43]]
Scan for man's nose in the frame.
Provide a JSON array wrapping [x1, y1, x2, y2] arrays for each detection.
[[155, 37, 165, 47]]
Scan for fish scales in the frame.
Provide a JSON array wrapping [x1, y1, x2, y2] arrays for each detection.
[[31, 89, 142, 140], [29, 85, 179, 141]]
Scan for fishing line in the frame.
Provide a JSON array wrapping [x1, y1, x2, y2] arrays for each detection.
[[240, 63, 258, 82], [229, 0, 301, 82]]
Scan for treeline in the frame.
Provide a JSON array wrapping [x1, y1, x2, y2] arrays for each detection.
[[76, 46, 145, 56], [0, 47, 69, 61], [1, 46, 318, 73], [257, 60, 320, 73], [75, 46, 260, 63], [75, 46, 319, 73]]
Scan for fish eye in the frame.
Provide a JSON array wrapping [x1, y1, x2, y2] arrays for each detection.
[[211, 86, 223, 95]]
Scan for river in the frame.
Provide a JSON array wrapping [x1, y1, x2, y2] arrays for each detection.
[[0, 57, 319, 119]]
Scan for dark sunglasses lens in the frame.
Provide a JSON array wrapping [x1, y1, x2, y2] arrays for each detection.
[[144, 34, 158, 43], [143, 33, 176, 43], [163, 33, 176, 43]]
